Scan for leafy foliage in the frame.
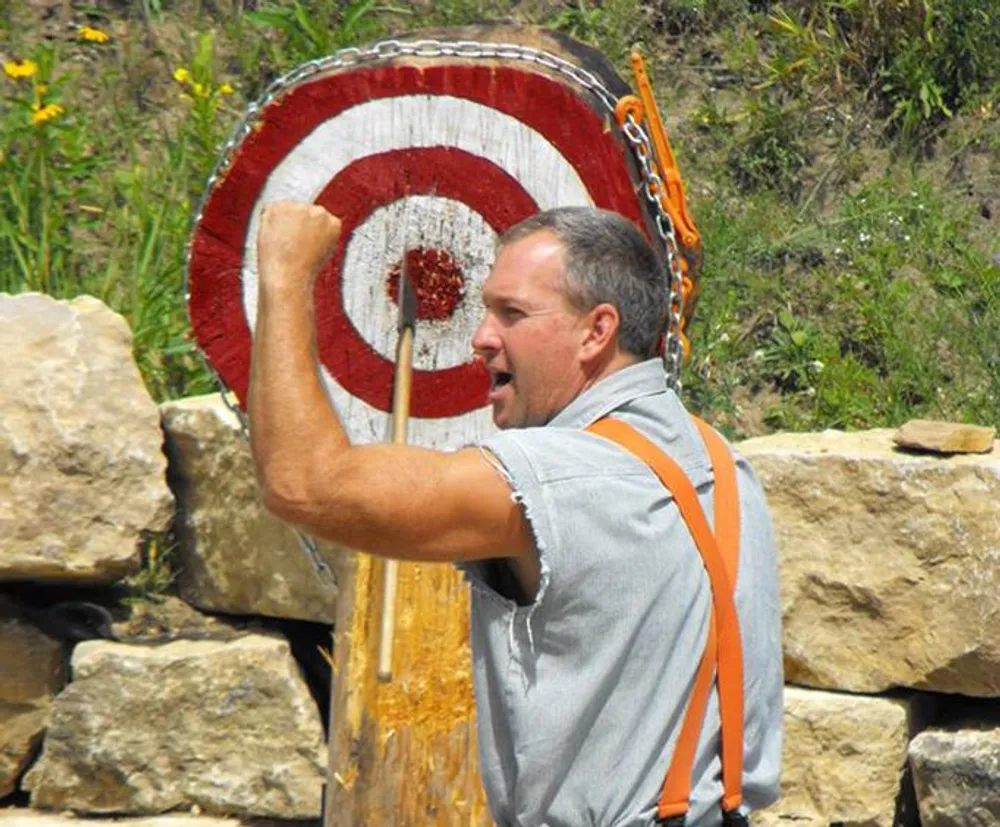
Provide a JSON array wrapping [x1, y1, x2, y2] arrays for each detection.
[[121, 530, 179, 605], [549, 0, 646, 66], [685, 174, 1000, 435], [727, 95, 810, 199], [750, 0, 1000, 139], [245, 0, 382, 68]]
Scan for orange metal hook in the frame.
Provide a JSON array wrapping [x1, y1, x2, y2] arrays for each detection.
[[628, 49, 701, 253], [614, 94, 644, 130]]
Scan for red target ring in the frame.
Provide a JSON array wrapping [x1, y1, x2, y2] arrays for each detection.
[[313, 148, 535, 417], [188, 63, 644, 422], [386, 248, 466, 322]]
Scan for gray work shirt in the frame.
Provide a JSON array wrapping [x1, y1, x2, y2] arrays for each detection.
[[465, 359, 783, 827]]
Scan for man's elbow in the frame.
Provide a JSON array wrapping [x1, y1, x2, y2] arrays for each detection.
[[254, 455, 359, 540], [255, 462, 316, 525]]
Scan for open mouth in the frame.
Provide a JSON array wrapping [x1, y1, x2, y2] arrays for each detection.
[[491, 371, 513, 391]]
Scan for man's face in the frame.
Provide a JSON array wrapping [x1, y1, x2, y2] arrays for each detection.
[[472, 230, 590, 429]]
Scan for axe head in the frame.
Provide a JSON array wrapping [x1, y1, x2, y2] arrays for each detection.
[[397, 250, 417, 332]]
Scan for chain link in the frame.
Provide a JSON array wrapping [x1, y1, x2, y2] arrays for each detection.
[[623, 113, 685, 388], [185, 37, 688, 583]]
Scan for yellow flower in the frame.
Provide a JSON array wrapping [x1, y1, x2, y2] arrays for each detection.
[[217, 82, 234, 96], [4, 59, 39, 80], [30, 103, 64, 126], [192, 82, 209, 98], [173, 67, 192, 84], [79, 25, 110, 43]]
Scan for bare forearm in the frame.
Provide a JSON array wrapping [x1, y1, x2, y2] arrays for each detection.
[[248, 202, 347, 507], [248, 280, 349, 506]]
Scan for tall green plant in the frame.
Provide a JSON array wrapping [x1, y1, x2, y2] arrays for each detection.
[[171, 31, 238, 189], [0, 45, 106, 296], [0, 26, 224, 401]]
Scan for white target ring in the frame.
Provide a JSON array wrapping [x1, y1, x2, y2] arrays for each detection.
[[340, 195, 495, 370], [326, 194, 502, 445]]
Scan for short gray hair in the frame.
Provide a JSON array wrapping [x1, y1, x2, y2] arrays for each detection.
[[498, 207, 667, 359]]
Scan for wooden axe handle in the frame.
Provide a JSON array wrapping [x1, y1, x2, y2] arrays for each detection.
[[377, 324, 414, 681]]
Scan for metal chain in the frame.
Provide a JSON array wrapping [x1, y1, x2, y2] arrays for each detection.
[[185, 37, 687, 584], [621, 113, 686, 387]]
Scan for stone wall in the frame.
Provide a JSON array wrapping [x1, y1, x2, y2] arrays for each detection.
[[2, 293, 998, 826], [741, 430, 1000, 826], [1, 295, 329, 827]]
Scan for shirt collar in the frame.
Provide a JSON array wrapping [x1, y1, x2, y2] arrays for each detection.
[[548, 358, 668, 430]]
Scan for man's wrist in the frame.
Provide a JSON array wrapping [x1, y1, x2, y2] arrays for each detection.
[[257, 270, 316, 304]]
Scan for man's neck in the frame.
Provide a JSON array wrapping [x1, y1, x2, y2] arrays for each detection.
[[578, 350, 641, 395]]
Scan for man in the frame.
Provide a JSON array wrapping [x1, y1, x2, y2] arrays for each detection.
[[250, 203, 782, 826]]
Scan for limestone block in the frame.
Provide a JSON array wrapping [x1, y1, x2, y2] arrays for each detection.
[[0, 604, 66, 798], [0, 293, 173, 584], [895, 420, 995, 454], [161, 395, 337, 623], [739, 429, 1000, 696], [755, 686, 913, 827], [0, 710, 47, 799], [909, 725, 1000, 826], [22, 634, 325, 819]]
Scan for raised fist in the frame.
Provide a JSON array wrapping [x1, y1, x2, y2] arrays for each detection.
[[257, 202, 343, 292]]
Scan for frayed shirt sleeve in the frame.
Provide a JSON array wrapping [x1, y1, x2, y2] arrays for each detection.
[[458, 430, 556, 610]]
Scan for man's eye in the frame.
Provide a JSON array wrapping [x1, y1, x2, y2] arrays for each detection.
[[501, 307, 525, 321]]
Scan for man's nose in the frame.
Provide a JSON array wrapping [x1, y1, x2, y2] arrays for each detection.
[[471, 313, 500, 357]]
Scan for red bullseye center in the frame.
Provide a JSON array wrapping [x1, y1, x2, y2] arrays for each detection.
[[387, 247, 465, 321]]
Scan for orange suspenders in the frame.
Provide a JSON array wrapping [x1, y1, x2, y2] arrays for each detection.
[[585, 417, 748, 827]]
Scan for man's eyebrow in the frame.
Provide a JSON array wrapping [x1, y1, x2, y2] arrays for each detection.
[[483, 294, 527, 311], [481, 288, 513, 304]]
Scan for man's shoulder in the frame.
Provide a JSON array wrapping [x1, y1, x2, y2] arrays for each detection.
[[481, 424, 649, 485]]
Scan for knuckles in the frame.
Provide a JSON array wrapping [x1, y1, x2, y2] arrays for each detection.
[[261, 202, 342, 240], [257, 202, 342, 282]]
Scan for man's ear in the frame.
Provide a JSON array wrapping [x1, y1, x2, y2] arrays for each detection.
[[580, 302, 621, 362]]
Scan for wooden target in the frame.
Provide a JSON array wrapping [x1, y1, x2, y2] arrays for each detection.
[[186, 29, 664, 449], [186, 25, 674, 827]]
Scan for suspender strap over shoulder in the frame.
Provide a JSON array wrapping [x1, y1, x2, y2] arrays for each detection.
[[585, 416, 745, 824]]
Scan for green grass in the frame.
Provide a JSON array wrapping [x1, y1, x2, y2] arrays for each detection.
[[1, 0, 997, 437], [685, 171, 1000, 435]]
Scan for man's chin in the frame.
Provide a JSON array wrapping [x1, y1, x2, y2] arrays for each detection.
[[491, 402, 517, 430]]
